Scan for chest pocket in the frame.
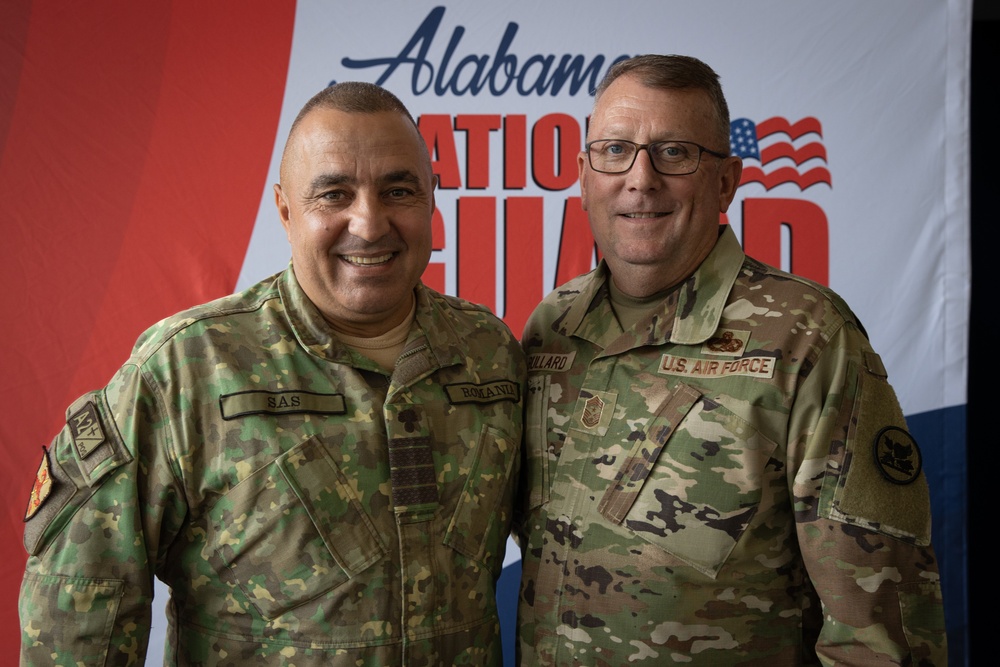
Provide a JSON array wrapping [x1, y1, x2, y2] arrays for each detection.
[[206, 435, 386, 620], [597, 381, 778, 578], [444, 423, 518, 573]]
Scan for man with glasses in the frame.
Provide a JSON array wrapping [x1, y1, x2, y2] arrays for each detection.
[[515, 54, 946, 665]]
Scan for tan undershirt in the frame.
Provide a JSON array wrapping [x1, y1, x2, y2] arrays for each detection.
[[607, 278, 679, 332], [330, 294, 416, 372]]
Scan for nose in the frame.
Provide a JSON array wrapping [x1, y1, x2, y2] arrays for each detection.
[[347, 192, 391, 242], [625, 147, 662, 191]]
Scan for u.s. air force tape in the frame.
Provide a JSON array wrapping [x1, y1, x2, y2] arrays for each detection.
[[220, 390, 346, 420], [658, 353, 776, 379], [445, 380, 520, 405]]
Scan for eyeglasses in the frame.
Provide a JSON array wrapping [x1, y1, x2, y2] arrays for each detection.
[[584, 139, 729, 176]]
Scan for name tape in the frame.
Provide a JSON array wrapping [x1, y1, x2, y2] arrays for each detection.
[[220, 391, 346, 420], [527, 352, 576, 372], [445, 380, 520, 404], [658, 354, 776, 379]]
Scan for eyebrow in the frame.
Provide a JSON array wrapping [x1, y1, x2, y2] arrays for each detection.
[[593, 130, 687, 141], [309, 173, 351, 192], [307, 170, 423, 192], [377, 170, 423, 188]]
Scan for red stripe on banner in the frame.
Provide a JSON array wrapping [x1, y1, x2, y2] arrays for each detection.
[[554, 197, 599, 288], [0, 1, 31, 151], [755, 116, 823, 140], [457, 196, 497, 309], [759, 141, 827, 166], [0, 1, 295, 657], [504, 197, 544, 338], [739, 165, 833, 190]]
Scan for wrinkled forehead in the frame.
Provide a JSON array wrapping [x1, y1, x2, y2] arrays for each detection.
[[588, 76, 719, 142], [285, 108, 432, 182]]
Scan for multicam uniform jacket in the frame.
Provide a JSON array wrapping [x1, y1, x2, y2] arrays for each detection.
[[20, 267, 525, 667], [515, 227, 946, 666]]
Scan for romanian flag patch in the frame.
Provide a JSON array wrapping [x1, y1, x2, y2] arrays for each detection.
[[24, 447, 54, 521]]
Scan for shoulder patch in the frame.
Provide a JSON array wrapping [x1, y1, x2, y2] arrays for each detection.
[[67, 401, 106, 459], [24, 447, 54, 521], [872, 426, 922, 485], [63, 392, 132, 487]]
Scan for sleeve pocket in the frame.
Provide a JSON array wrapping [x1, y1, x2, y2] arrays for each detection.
[[20, 573, 124, 665], [898, 581, 948, 664], [208, 436, 385, 620]]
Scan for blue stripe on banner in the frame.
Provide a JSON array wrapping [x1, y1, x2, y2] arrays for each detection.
[[497, 559, 521, 667], [908, 404, 967, 666], [495, 404, 967, 666]]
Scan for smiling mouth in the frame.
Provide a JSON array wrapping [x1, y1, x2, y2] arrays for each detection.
[[623, 212, 668, 219], [342, 253, 394, 266]]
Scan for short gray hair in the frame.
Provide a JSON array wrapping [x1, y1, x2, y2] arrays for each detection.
[[595, 54, 730, 151]]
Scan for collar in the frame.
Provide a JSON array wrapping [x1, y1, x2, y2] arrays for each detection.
[[277, 265, 466, 378], [559, 226, 745, 347]]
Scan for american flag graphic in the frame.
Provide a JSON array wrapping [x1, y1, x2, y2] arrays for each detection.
[[730, 117, 832, 190]]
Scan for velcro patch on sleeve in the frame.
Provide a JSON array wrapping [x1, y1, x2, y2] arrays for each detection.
[[220, 390, 346, 420], [830, 361, 931, 544]]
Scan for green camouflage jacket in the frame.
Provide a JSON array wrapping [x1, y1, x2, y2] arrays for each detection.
[[20, 267, 525, 667], [515, 227, 946, 665]]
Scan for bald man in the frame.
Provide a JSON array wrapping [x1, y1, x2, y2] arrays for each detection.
[[20, 82, 525, 666]]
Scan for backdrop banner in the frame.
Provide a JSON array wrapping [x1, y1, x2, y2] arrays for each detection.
[[0, 1, 970, 664]]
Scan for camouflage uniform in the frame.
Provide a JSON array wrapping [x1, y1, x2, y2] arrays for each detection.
[[515, 227, 946, 665], [20, 266, 525, 667]]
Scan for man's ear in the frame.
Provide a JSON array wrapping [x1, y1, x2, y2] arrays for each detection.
[[718, 156, 743, 213], [578, 151, 590, 211], [274, 183, 292, 238]]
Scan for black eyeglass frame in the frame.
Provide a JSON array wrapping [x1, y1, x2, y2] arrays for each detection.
[[584, 139, 730, 176]]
